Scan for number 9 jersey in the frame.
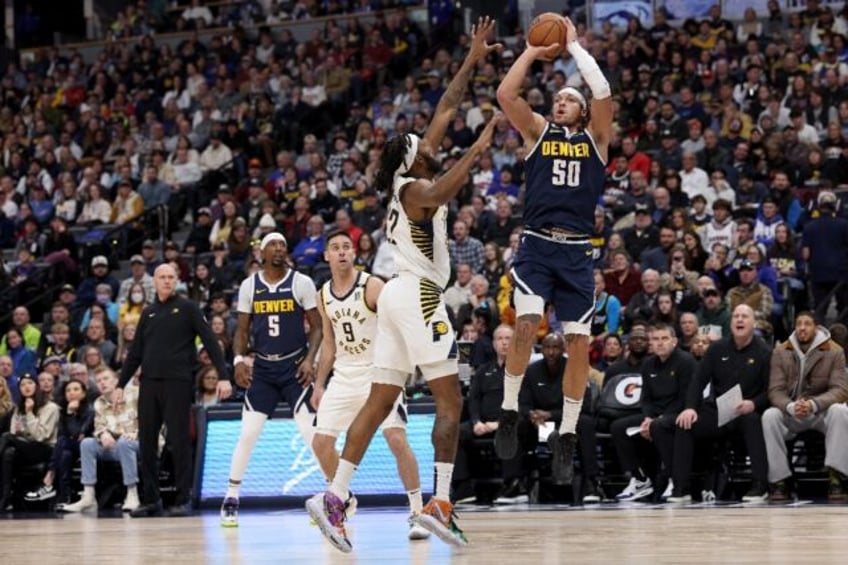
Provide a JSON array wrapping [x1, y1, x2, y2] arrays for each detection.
[[237, 269, 317, 357], [522, 123, 606, 235], [319, 271, 377, 373]]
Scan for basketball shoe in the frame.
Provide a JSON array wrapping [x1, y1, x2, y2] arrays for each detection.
[[413, 498, 468, 547], [220, 497, 239, 527], [306, 492, 352, 553]]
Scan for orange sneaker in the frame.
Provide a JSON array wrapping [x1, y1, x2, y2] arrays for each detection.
[[412, 498, 468, 546]]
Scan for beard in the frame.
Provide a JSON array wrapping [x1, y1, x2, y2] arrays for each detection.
[[796, 332, 814, 346]]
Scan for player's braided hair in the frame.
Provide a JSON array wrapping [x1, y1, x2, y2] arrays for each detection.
[[373, 134, 411, 197]]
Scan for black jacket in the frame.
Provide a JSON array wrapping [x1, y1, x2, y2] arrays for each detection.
[[641, 349, 695, 420], [59, 403, 95, 440], [467, 360, 504, 424], [119, 294, 228, 386], [520, 357, 594, 424], [520, 357, 565, 424], [685, 336, 771, 412]]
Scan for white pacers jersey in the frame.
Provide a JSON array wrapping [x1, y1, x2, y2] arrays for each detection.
[[388, 175, 451, 289], [320, 272, 376, 375]]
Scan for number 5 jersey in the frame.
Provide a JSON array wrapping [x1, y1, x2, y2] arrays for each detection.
[[237, 269, 317, 357]]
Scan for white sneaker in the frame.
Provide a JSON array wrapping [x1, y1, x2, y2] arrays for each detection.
[[615, 477, 653, 501], [666, 493, 691, 504], [408, 515, 431, 540], [122, 488, 140, 512], [661, 480, 674, 501], [57, 495, 96, 513]]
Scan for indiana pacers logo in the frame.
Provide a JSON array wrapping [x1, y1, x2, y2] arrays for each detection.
[[432, 321, 449, 342], [614, 375, 642, 406], [331, 307, 372, 355]]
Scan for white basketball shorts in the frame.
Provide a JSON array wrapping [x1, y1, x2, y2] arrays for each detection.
[[314, 365, 406, 437], [372, 275, 458, 387]]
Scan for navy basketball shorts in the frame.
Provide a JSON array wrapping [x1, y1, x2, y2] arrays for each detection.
[[245, 356, 314, 418], [510, 232, 595, 335]]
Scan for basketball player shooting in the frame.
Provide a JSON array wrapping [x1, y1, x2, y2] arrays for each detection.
[[306, 17, 501, 553], [494, 15, 612, 485]]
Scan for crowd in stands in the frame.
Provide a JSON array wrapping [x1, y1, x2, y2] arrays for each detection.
[[1, 0, 848, 510]]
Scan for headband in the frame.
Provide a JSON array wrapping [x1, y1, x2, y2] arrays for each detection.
[[260, 232, 287, 251], [557, 87, 587, 110], [396, 133, 420, 177]]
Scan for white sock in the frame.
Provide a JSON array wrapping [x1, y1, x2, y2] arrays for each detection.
[[407, 488, 423, 514], [225, 479, 241, 499], [82, 485, 95, 500], [558, 396, 583, 435], [434, 462, 454, 502], [330, 459, 357, 500], [501, 371, 524, 411], [227, 410, 268, 498]]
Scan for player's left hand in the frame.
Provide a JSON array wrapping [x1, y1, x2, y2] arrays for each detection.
[[297, 359, 315, 386], [216, 379, 233, 400], [468, 16, 503, 62]]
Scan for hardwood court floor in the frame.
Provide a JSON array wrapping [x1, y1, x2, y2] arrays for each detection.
[[3, 502, 848, 564]]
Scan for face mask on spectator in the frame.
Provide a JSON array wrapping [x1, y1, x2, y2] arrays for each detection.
[[131, 292, 144, 304], [96, 293, 111, 305]]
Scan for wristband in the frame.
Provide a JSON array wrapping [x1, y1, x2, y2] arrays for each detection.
[[234, 355, 245, 366]]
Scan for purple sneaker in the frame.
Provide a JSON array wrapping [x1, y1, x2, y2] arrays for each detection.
[[306, 492, 352, 553]]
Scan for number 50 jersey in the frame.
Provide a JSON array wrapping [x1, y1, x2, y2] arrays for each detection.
[[522, 123, 606, 235], [237, 269, 317, 357]]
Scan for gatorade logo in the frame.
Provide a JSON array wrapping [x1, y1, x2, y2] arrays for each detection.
[[614, 375, 642, 406]]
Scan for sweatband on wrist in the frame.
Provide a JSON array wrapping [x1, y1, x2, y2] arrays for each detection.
[[567, 40, 611, 100]]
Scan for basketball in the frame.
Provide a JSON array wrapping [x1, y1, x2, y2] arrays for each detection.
[[527, 12, 567, 56]]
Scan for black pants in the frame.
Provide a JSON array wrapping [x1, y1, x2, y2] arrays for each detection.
[[811, 281, 848, 322], [49, 436, 81, 500], [612, 414, 676, 478], [0, 432, 54, 501], [576, 414, 600, 479], [138, 379, 193, 505], [653, 405, 767, 494]]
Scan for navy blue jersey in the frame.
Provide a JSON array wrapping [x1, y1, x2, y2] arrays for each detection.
[[237, 270, 317, 357], [522, 123, 606, 235]]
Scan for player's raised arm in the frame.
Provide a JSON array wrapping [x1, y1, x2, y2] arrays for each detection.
[[564, 17, 612, 158], [496, 44, 558, 148], [406, 117, 499, 209], [423, 16, 501, 151]]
